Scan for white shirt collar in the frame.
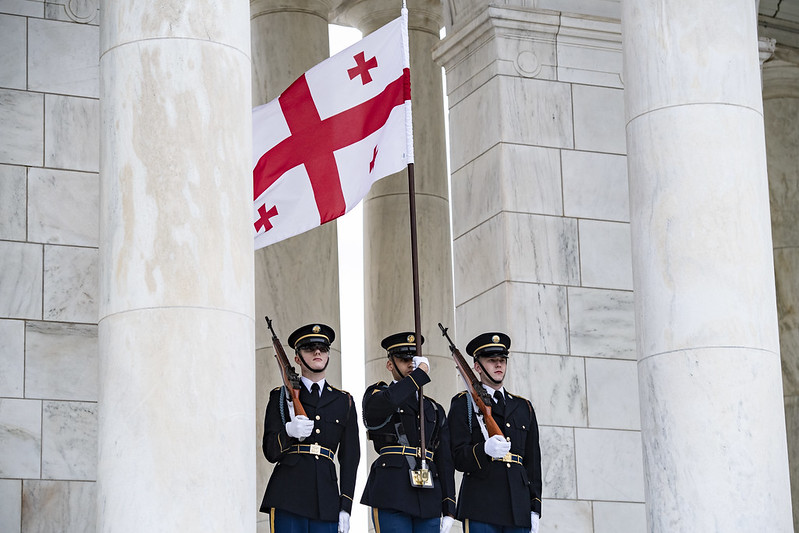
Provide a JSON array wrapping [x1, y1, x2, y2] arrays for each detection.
[[482, 383, 506, 399], [301, 376, 325, 395]]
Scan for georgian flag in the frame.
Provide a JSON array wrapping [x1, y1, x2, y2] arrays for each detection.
[[252, 9, 413, 249]]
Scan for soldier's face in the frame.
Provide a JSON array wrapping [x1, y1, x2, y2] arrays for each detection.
[[387, 356, 414, 380], [297, 344, 329, 371], [475, 356, 507, 383]]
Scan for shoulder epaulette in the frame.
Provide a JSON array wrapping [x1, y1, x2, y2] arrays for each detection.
[[325, 383, 351, 396], [367, 381, 388, 394]]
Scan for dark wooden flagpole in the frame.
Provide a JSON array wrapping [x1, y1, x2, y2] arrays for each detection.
[[406, 161, 427, 468]]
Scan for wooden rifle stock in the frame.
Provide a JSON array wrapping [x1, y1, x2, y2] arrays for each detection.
[[264, 316, 306, 418], [438, 323, 504, 438]]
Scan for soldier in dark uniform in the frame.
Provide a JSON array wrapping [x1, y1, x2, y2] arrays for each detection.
[[447, 332, 542, 533], [260, 323, 360, 533], [361, 332, 456, 533]]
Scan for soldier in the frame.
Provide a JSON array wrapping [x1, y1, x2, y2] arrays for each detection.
[[260, 323, 360, 533], [361, 332, 456, 533], [448, 332, 542, 533]]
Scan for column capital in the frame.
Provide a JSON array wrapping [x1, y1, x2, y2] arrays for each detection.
[[762, 44, 799, 100], [433, 5, 622, 105], [250, 0, 334, 20], [759, 36, 777, 65], [331, 0, 442, 36]]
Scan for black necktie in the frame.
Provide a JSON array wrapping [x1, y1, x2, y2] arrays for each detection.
[[493, 390, 505, 416], [305, 383, 320, 408]]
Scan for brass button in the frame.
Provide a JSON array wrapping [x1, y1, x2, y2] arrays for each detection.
[[506, 423, 511, 427], [506, 463, 511, 468], [315, 429, 321, 434], [315, 415, 321, 420], [315, 456, 319, 460], [335, 419, 339, 423]]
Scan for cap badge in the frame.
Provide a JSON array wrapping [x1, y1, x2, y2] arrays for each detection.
[[407, 334, 415, 343], [492, 335, 500, 343], [313, 325, 321, 333]]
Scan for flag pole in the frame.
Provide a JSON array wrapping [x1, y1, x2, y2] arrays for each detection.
[[406, 161, 428, 473], [400, 1, 429, 480]]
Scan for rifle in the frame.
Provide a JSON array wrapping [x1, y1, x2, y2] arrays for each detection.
[[265, 316, 306, 418], [438, 323, 504, 438]]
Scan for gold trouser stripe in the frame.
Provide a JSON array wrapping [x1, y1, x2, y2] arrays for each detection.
[[464, 518, 469, 533], [373, 508, 381, 533], [269, 508, 275, 533]]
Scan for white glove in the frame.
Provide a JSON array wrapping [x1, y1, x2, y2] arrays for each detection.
[[530, 511, 540, 533], [338, 511, 350, 533], [412, 355, 430, 372], [285, 415, 314, 439], [483, 434, 511, 459], [440, 516, 455, 533]]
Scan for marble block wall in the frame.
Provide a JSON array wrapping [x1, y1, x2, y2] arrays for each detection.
[[0, 1, 100, 532], [435, 5, 645, 532]]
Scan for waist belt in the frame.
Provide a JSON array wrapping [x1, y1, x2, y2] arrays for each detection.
[[288, 443, 335, 462], [491, 452, 523, 465], [379, 445, 435, 462]]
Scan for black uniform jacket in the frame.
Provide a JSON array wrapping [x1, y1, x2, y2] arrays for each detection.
[[360, 367, 457, 519], [260, 383, 360, 521], [448, 390, 542, 528]]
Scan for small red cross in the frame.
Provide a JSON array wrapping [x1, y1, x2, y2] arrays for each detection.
[[255, 204, 278, 233], [369, 146, 378, 172], [348, 52, 378, 85]]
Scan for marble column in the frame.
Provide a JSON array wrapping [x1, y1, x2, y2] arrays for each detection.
[[332, 0, 457, 402], [98, 2, 255, 531], [623, 1, 793, 530], [250, 2, 341, 530], [763, 45, 799, 531]]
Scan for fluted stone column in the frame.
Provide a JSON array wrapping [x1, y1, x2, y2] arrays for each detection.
[[623, 1, 793, 530], [98, 1, 254, 532], [249, 2, 341, 531], [763, 45, 799, 531], [332, 0, 456, 403]]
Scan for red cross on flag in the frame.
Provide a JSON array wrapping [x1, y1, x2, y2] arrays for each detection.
[[252, 10, 413, 249]]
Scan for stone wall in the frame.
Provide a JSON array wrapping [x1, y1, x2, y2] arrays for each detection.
[[434, 7, 645, 532], [0, 1, 100, 531]]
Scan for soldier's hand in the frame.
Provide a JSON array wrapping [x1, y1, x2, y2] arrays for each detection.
[[484, 434, 511, 459], [338, 511, 350, 533], [285, 415, 314, 439], [530, 511, 540, 533], [412, 355, 430, 373], [440, 515, 455, 533]]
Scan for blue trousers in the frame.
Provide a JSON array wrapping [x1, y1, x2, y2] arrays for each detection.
[[371, 508, 439, 533], [270, 508, 337, 533], [463, 519, 528, 533]]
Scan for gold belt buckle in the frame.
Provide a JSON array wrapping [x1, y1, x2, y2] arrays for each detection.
[[309, 443, 322, 456], [501, 452, 512, 463]]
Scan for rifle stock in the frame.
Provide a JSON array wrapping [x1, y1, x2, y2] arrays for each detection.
[[438, 323, 504, 438], [265, 316, 306, 418]]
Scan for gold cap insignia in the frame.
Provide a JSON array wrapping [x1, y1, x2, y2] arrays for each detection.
[[407, 334, 415, 343], [492, 335, 500, 343], [313, 325, 321, 333]]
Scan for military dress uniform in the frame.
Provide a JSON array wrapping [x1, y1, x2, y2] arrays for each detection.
[[360, 332, 457, 532], [447, 333, 542, 532], [260, 324, 360, 532]]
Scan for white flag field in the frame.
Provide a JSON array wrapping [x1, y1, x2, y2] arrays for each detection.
[[252, 10, 414, 249]]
